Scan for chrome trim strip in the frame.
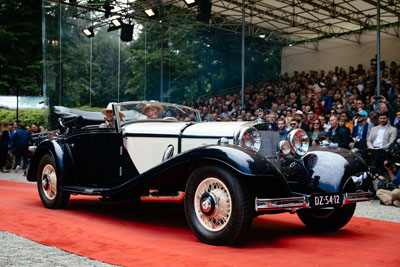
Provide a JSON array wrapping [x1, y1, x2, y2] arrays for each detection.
[[255, 191, 373, 212]]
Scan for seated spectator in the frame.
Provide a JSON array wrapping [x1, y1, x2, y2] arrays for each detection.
[[367, 112, 397, 168], [351, 110, 370, 152], [308, 118, 325, 146], [290, 118, 301, 130], [276, 118, 287, 140], [319, 114, 330, 132], [327, 115, 350, 148], [294, 110, 309, 132], [367, 112, 397, 151], [376, 160, 400, 208]]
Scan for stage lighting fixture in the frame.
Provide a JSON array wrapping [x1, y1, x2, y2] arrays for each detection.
[[82, 27, 94, 38], [108, 18, 122, 32], [112, 18, 122, 27], [197, 0, 212, 22], [144, 8, 157, 18], [184, 0, 198, 8], [120, 23, 134, 42]]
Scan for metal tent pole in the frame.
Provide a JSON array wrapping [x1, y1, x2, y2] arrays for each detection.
[[241, 0, 245, 110], [376, 0, 381, 98]]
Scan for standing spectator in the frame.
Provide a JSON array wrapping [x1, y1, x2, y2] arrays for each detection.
[[0, 122, 10, 173], [327, 115, 350, 149], [12, 123, 33, 175], [8, 124, 17, 170]]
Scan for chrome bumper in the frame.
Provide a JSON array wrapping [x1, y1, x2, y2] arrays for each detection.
[[255, 191, 373, 212]]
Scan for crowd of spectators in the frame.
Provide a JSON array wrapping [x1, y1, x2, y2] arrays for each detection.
[[0, 121, 49, 176], [184, 60, 400, 146]]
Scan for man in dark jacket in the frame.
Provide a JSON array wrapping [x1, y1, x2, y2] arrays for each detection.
[[13, 123, 32, 174], [351, 110, 370, 152], [327, 115, 350, 149]]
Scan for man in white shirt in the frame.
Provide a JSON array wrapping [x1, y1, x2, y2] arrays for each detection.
[[367, 112, 397, 150], [367, 112, 397, 168]]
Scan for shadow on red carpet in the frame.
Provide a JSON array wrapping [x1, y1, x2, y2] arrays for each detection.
[[0, 180, 399, 266]]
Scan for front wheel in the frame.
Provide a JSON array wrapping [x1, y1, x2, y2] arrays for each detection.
[[184, 165, 253, 246], [37, 154, 70, 209], [297, 203, 356, 230]]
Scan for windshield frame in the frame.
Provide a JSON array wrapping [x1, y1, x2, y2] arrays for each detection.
[[113, 101, 201, 126]]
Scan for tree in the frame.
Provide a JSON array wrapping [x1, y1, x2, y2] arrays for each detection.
[[0, 0, 42, 96]]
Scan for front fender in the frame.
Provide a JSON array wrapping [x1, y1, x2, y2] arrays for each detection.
[[308, 147, 367, 192], [27, 139, 69, 182]]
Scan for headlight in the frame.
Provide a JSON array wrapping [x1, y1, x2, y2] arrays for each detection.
[[287, 129, 309, 157], [277, 140, 291, 156], [234, 127, 261, 152]]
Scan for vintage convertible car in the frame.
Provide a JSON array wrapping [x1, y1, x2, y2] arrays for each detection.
[[27, 101, 373, 245]]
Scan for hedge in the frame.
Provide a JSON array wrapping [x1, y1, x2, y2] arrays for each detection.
[[0, 108, 46, 127]]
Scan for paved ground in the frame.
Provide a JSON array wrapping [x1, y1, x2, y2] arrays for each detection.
[[0, 171, 399, 266]]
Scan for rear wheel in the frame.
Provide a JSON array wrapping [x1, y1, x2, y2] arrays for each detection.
[[37, 154, 70, 209], [184, 165, 253, 245], [297, 203, 356, 230]]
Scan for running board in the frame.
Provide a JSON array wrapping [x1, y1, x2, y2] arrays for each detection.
[[60, 186, 107, 195], [255, 191, 373, 212]]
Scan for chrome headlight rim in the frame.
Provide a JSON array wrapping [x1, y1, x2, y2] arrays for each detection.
[[287, 129, 309, 157], [234, 126, 262, 152]]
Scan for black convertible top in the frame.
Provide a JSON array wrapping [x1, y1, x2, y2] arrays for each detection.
[[53, 106, 104, 125]]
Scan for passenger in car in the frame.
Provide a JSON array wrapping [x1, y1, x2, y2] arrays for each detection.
[[100, 103, 125, 128], [141, 104, 164, 119]]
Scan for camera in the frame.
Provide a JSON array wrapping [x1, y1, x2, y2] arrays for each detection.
[[375, 95, 381, 100]]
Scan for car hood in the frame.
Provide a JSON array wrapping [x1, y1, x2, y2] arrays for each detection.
[[123, 121, 252, 137]]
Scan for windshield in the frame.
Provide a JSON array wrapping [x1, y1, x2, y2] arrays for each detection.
[[116, 101, 201, 123]]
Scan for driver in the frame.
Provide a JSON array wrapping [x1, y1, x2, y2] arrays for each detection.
[[100, 103, 125, 128], [141, 104, 164, 119]]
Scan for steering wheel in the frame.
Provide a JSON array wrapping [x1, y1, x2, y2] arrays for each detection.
[[163, 117, 178, 121]]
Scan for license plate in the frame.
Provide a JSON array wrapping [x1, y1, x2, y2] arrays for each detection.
[[310, 193, 342, 208]]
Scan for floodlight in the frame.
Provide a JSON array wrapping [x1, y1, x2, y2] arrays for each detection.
[[144, 8, 157, 18], [108, 18, 122, 32], [112, 18, 122, 27], [184, 0, 198, 8], [82, 27, 94, 38]]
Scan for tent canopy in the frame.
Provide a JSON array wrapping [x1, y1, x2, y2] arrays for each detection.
[[52, 0, 400, 46]]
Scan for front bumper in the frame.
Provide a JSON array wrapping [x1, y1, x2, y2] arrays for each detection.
[[255, 191, 373, 212]]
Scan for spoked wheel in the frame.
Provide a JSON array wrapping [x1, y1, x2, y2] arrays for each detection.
[[37, 154, 70, 209], [184, 165, 253, 246]]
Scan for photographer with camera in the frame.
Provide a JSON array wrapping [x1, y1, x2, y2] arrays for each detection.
[[376, 159, 400, 208]]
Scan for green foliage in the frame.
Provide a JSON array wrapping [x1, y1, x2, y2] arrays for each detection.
[[0, 108, 46, 127], [0, 0, 42, 96]]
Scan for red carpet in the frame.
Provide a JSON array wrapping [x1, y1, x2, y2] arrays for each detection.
[[0, 180, 399, 266]]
